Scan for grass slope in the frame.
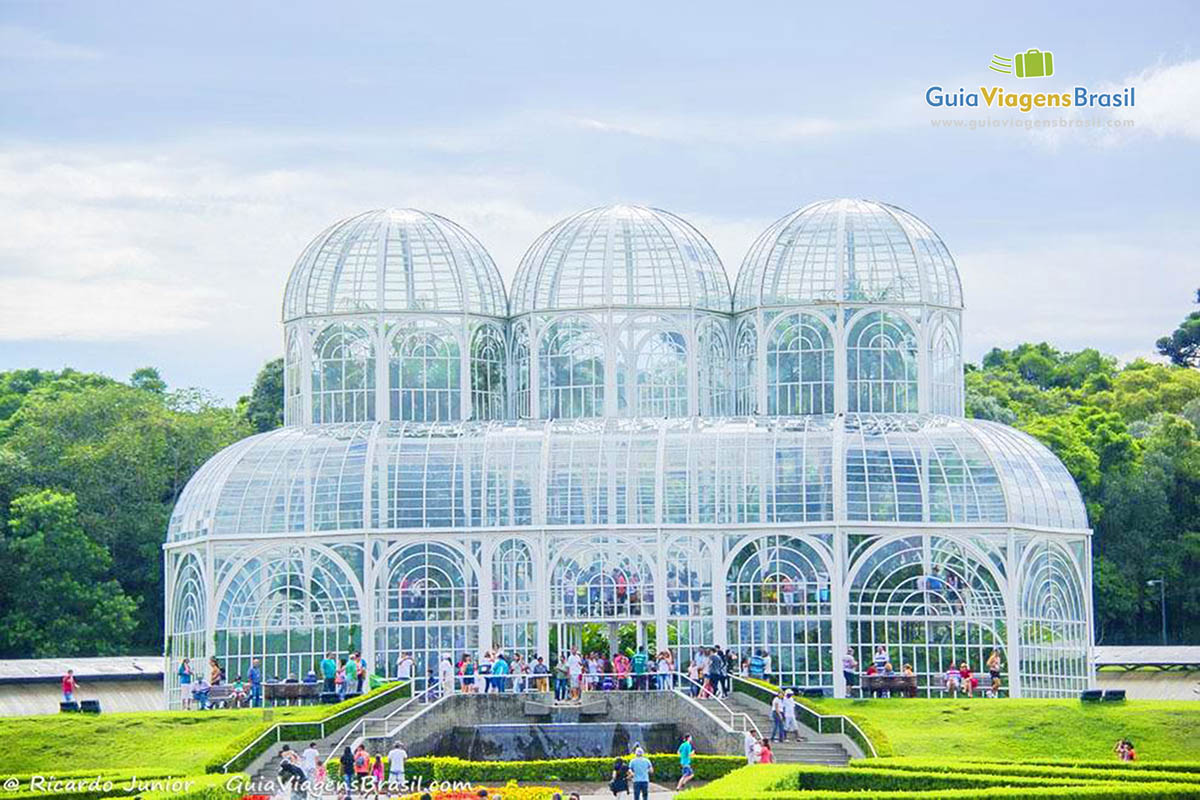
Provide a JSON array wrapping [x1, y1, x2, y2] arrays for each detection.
[[806, 698, 1200, 762], [0, 706, 321, 774]]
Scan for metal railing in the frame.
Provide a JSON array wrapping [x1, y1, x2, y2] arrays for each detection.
[[673, 673, 761, 738], [730, 676, 878, 758], [327, 677, 442, 756], [220, 680, 412, 773]]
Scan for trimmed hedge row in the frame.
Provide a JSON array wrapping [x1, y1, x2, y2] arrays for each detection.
[[679, 764, 1200, 800], [327, 754, 745, 783], [203, 680, 410, 773], [849, 759, 1200, 786]]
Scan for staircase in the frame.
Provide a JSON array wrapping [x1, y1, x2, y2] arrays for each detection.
[[242, 691, 438, 790], [692, 693, 852, 765]]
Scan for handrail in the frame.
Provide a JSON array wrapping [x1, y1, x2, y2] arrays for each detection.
[[220, 680, 411, 773], [673, 672, 761, 738], [328, 677, 443, 756], [730, 676, 878, 758]]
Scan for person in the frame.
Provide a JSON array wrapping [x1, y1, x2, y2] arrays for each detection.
[[568, 648, 585, 700], [749, 650, 765, 680], [209, 656, 223, 685], [303, 669, 318, 685], [371, 754, 384, 788], [301, 742, 320, 785], [61, 669, 79, 703], [762, 650, 773, 685], [628, 746, 653, 800], [178, 658, 194, 710], [277, 745, 306, 798], [336, 658, 348, 700], [783, 689, 801, 742], [321, 651, 338, 693], [676, 734, 695, 791], [657, 651, 672, 691], [231, 675, 247, 708], [987, 649, 1003, 695], [944, 664, 961, 697], [397, 652, 415, 683], [707, 648, 725, 698], [872, 645, 888, 673], [248, 658, 263, 708], [353, 744, 371, 793], [758, 738, 775, 763], [339, 747, 355, 796], [631, 646, 649, 692], [842, 649, 858, 697], [609, 754, 630, 798], [613, 650, 631, 691], [770, 690, 786, 742], [386, 741, 407, 790], [902, 664, 918, 698], [491, 651, 510, 693], [687, 658, 702, 697], [442, 653, 459, 696], [958, 662, 976, 698], [553, 654, 569, 701], [353, 651, 368, 695], [533, 655, 550, 692], [192, 676, 210, 710], [743, 730, 760, 765]]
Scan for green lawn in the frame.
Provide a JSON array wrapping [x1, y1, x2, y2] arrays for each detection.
[[0, 705, 321, 774], [806, 698, 1200, 762]]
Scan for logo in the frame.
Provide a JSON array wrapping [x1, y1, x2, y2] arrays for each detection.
[[990, 49, 1055, 78]]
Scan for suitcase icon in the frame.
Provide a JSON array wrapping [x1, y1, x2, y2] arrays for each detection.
[[1014, 49, 1054, 78]]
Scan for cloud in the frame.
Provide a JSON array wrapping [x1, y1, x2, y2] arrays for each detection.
[[567, 113, 845, 143], [0, 25, 101, 61]]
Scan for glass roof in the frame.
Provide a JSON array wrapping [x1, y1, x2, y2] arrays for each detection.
[[282, 208, 508, 320], [510, 205, 732, 314], [735, 199, 963, 311], [169, 414, 1087, 542]]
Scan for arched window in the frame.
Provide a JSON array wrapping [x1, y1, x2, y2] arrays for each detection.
[[929, 316, 962, 416], [493, 539, 536, 653], [767, 313, 834, 415], [511, 322, 531, 419], [1019, 540, 1089, 696], [697, 321, 731, 416], [847, 311, 918, 413], [389, 322, 460, 422], [847, 535, 1006, 696], [539, 318, 605, 419], [634, 329, 688, 417], [284, 328, 303, 425], [470, 325, 506, 420], [312, 323, 375, 423], [550, 537, 655, 620], [735, 319, 757, 415], [168, 554, 206, 708]]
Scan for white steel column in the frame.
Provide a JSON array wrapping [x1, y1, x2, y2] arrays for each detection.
[[654, 532, 668, 654], [711, 531, 727, 647], [1005, 529, 1022, 698], [479, 536, 494, 653], [536, 532, 550, 660]]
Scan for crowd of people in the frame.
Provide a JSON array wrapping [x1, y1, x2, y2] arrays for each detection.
[[173, 650, 371, 710], [841, 646, 1008, 698], [276, 738, 408, 798]]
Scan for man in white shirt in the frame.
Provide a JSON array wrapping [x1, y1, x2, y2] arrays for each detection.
[[300, 742, 320, 784], [438, 653, 455, 696], [566, 648, 584, 701], [396, 652, 414, 682], [385, 741, 407, 789], [743, 730, 759, 765]]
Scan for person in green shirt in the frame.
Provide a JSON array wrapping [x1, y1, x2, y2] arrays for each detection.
[[676, 734, 695, 791], [320, 652, 337, 693], [631, 646, 649, 691], [553, 655, 570, 701]]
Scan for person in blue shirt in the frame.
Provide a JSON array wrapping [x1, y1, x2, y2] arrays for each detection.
[[248, 658, 263, 708], [628, 746, 653, 800], [178, 658, 193, 710], [320, 652, 338, 693], [749, 650, 766, 680], [490, 652, 510, 693], [676, 734, 695, 791]]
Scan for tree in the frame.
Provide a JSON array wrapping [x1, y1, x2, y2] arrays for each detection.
[[1156, 288, 1200, 367], [130, 367, 167, 394], [238, 358, 285, 433], [0, 490, 137, 657]]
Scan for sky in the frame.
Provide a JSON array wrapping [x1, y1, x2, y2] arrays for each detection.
[[1, 1, 1198, 403]]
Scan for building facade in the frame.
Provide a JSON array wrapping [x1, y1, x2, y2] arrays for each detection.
[[164, 200, 1094, 705]]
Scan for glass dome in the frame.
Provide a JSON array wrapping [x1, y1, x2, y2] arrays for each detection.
[[168, 414, 1087, 543], [282, 208, 507, 321], [735, 199, 963, 311], [509, 204, 731, 315]]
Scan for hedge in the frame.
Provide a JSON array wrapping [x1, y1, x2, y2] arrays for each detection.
[[327, 754, 746, 783], [203, 679, 410, 773], [679, 764, 1200, 800], [848, 759, 1200, 787]]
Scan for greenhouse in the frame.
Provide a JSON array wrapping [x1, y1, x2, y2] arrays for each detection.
[[164, 200, 1093, 705]]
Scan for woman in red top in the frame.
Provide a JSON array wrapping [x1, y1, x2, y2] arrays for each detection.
[[758, 738, 774, 763], [958, 663, 976, 697]]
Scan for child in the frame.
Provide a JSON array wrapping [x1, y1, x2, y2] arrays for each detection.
[[335, 659, 347, 700], [372, 754, 384, 786]]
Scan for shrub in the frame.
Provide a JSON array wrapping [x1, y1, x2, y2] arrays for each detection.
[[329, 754, 745, 783]]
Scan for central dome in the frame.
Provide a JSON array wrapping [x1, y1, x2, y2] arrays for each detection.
[[735, 198, 963, 311], [282, 208, 507, 321], [510, 204, 731, 315]]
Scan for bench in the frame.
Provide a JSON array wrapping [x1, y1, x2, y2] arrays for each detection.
[[265, 682, 321, 705], [861, 675, 919, 697]]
